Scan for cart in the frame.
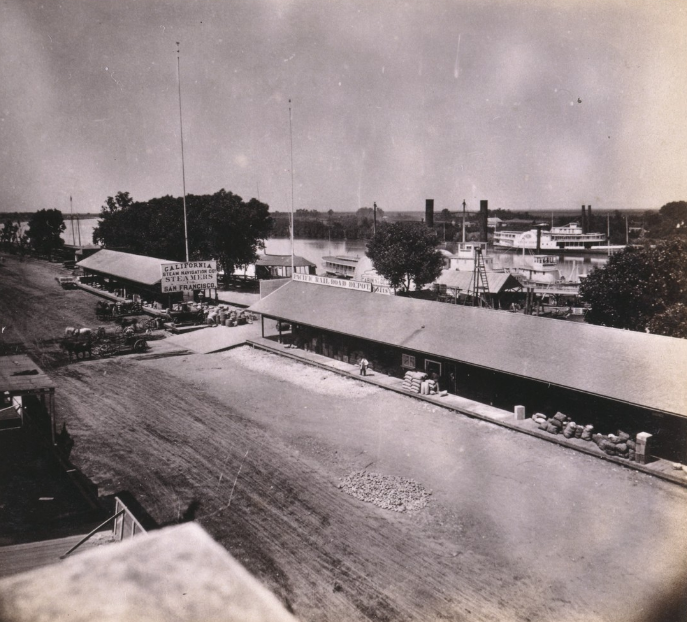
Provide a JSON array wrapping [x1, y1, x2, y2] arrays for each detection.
[[92, 332, 148, 357]]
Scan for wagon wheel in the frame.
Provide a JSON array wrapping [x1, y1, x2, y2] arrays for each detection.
[[133, 339, 147, 353], [96, 342, 117, 357]]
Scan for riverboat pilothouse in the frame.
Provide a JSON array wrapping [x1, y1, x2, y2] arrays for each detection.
[[494, 222, 624, 254]]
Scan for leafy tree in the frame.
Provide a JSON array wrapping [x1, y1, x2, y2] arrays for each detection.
[[1, 220, 20, 252], [644, 201, 687, 239], [646, 304, 687, 339], [356, 206, 385, 221], [580, 239, 687, 336], [366, 222, 444, 292], [92, 189, 273, 274], [26, 209, 65, 259]]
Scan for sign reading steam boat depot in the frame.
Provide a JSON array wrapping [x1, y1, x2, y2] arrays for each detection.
[[160, 261, 218, 293]]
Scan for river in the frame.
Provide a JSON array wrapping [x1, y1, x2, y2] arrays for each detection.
[[58, 218, 608, 277]]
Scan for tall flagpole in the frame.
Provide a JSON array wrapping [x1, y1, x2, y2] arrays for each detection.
[[462, 199, 466, 243], [69, 195, 76, 246], [289, 99, 295, 276], [176, 42, 190, 262]]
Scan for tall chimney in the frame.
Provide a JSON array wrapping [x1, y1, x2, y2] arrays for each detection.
[[536, 226, 542, 253], [581, 205, 587, 233], [425, 199, 434, 228], [587, 204, 593, 232], [373, 201, 377, 236], [480, 200, 488, 242]]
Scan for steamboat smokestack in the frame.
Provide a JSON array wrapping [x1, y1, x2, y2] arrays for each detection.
[[581, 205, 587, 233], [425, 199, 434, 228], [587, 204, 593, 231], [536, 226, 542, 253], [480, 200, 488, 243]]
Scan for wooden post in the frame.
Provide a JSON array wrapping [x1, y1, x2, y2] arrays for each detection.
[[49, 390, 55, 446], [261, 315, 264, 338]]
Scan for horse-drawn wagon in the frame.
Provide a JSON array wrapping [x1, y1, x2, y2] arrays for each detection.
[[164, 303, 205, 327], [61, 326, 148, 360], [56, 276, 78, 289], [95, 300, 143, 320], [92, 330, 148, 357]]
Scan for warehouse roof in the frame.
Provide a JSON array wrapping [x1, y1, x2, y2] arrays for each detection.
[[77, 249, 171, 286], [436, 270, 522, 294], [250, 281, 687, 418], [255, 254, 316, 268], [0, 355, 55, 394]]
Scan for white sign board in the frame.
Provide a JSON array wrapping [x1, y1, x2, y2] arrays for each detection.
[[161, 260, 218, 293], [292, 272, 372, 292]]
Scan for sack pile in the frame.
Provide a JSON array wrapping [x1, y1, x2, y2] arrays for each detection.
[[402, 371, 427, 393], [533, 411, 636, 461], [592, 432, 636, 460]]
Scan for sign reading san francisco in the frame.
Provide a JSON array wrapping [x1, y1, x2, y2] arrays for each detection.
[[160, 260, 218, 293]]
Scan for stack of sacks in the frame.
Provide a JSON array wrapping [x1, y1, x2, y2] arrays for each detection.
[[402, 371, 427, 393], [592, 430, 636, 460]]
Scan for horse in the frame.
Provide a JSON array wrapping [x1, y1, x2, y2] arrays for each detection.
[[62, 327, 93, 361], [61, 338, 92, 360], [114, 316, 139, 330]]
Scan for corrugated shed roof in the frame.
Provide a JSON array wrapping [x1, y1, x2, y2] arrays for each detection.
[[255, 254, 316, 268], [436, 270, 521, 294], [249, 281, 687, 417], [77, 249, 170, 286], [0, 355, 55, 393]]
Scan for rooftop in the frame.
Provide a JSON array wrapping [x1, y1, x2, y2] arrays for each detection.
[[436, 270, 522, 294], [255, 253, 316, 268], [0, 355, 55, 394], [0, 523, 296, 622], [249, 281, 687, 418], [77, 249, 172, 286]]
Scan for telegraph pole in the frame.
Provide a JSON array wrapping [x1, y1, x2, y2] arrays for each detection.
[[289, 99, 295, 276], [462, 199, 466, 243], [69, 195, 76, 246], [176, 42, 190, 262]]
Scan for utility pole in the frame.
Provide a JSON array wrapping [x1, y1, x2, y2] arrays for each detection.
[[462, 199, 466, 243], [176, 42, 189, 262], [289, 99, 295, 276], [69, 195, 76, 246]]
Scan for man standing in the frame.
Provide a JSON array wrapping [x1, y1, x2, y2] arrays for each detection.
[[359, 356, 369, 376]]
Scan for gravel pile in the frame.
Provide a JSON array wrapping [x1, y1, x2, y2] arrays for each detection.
[[338, 471, 431, 512]]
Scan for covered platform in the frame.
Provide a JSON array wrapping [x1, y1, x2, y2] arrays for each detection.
[[249, 280, 687, 461], [77, 249, 219, 307]]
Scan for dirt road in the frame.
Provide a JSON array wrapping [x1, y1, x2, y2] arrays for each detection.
[[2, 254, 687, 621]]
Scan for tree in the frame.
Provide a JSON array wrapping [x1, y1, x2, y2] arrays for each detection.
[[366, 222, 444, 292], [646, 304, 687, 339], [92, 189, 273, 274], [580, 239, 687, 336], [356, 206, 385, 221], [1, 220, 20, 252], [644, 201, 687, 239], [26, 209, 65, 259]]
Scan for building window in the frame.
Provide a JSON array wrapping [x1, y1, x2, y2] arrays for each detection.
[[425, 359, 442, 377], [402, 354, 416, 369]]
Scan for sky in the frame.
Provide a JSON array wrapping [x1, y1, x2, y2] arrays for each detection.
[[1, 0, 686, 214]]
